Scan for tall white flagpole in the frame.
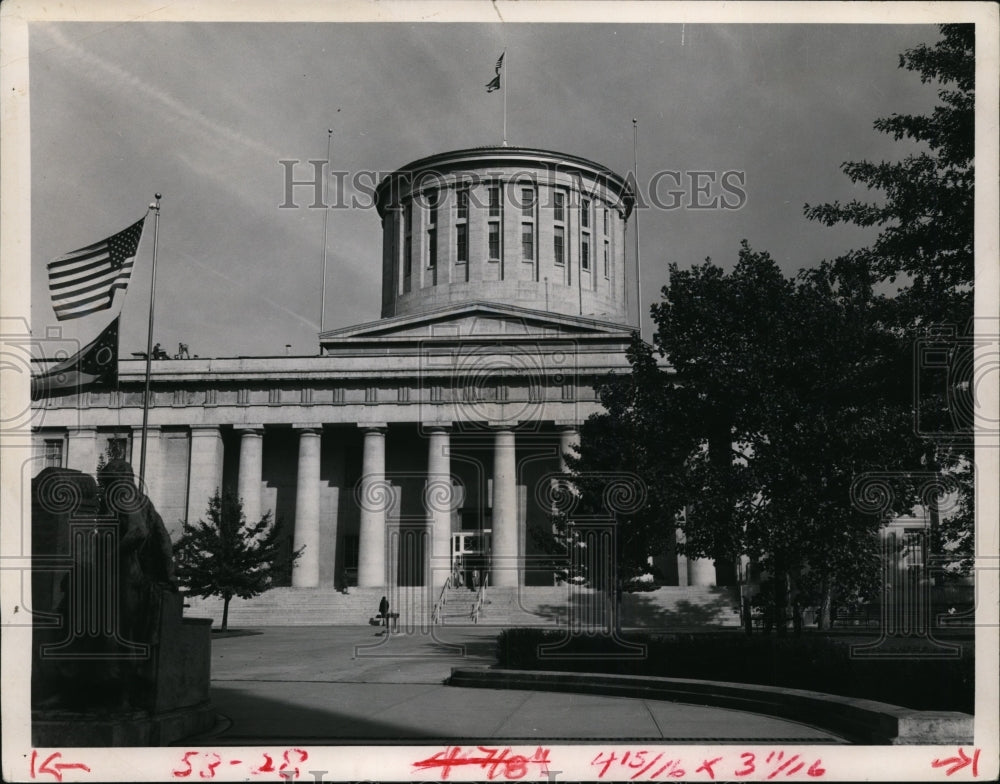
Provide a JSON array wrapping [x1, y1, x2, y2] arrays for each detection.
[[320, 129, 333, 334], [503, 51, 508, 147], [138, 193, 161, 489], [633, 118, 643, 329]]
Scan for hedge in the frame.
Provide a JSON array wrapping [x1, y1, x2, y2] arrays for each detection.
[[494, 628, 973, 713]]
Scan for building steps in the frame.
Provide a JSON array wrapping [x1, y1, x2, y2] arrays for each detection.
[[184, 585, 741, 629]]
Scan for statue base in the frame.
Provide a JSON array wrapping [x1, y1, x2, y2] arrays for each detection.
[[32, 701, 216, 746], [32, 594, 215, 746]]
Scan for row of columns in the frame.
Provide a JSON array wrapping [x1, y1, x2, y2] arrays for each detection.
[[64, 425, 224, 527], [64, 423, 533, 590], [66, 423, 724, 589], [230, 425, 322, 589], [354, 425, 527, 590], [226, 423, 576, 590]]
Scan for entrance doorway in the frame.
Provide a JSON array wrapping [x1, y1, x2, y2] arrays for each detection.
[[452, 531, 491, 589]]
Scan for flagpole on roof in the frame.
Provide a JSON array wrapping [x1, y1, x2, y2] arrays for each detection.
[[320, 128, 333, 334], [632, 118, 643, 329], [503, 50, 507, 147], [138, 193, 161, 490]]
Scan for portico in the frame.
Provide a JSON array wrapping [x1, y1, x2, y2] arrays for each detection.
[[218, 418, 583, 590]]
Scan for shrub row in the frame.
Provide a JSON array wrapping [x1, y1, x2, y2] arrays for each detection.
[[494, 629, 973, 713]]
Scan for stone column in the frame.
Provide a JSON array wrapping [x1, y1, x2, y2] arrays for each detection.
[[357, 426, 387, 588], [426, 427, 452, 590], [187, 426, 224, 523], [492, 428, 518, 587], [236, 427, 264, 524], [66, 428, 98, 475], [292, 427, 322, 588], [134, 426, 163, 510]]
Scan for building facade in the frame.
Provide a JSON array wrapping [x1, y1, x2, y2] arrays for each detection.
[[32, 147, 725, 609]]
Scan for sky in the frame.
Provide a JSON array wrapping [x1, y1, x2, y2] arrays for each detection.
[[26, 14, 945, 359]]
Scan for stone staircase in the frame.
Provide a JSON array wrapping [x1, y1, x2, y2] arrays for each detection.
[[184, 588, 419, 628], [434, 586, 481, 624], [183, 585, 741, 629]]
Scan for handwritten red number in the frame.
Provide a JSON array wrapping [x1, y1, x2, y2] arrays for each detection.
[[412, 747, 461, 780], [592, 751, 617, 778], [173, 751, 199, 778], [278, 749, 309, 780], [735, 752, 756, 777], [478, 746, 501, 780], [412, 745, 553, 780], [807, 759, 826, 777], [199, 753, 221, 779], [254, 753, 275, 774], [504, 753, 528, 780]]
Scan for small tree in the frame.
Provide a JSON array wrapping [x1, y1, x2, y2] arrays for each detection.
[[174, 491, 303, 631]]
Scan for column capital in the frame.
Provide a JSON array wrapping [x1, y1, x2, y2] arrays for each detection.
[[68, 427, 97, 436], [423, 423, 452, 433], [554, 420, 582, 431], [357, 423, 388, 432], [235, 425, 265, 434], [293, 423, 324, 431], [487, 421, 519, 431]]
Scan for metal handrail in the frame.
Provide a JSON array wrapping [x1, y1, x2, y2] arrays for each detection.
[[471, 568, 489, 623], [431, 575, 452, 624]]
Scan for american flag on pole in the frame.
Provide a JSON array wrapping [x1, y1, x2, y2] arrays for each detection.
[[47, 217, 145, 321]]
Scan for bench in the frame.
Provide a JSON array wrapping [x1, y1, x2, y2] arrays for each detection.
[[369, 612, 400, 632], [834, 606, 875, 627]]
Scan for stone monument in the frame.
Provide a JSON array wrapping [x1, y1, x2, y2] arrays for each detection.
[[31, 463, 214, 746]]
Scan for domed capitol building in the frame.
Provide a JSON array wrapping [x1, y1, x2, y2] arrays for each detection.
[[31, 146, 736, 626]]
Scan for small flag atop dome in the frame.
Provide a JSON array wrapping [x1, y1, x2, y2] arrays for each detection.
[[486, 51, 504, 92]]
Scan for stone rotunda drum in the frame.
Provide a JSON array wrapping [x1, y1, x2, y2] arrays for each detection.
[[374, 146, 635, 325]]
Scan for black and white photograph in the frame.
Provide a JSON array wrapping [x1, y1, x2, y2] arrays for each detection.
[[1, 1, 997, 781]]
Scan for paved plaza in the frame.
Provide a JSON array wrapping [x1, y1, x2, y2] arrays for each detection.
[[190, 626, 848, 745]]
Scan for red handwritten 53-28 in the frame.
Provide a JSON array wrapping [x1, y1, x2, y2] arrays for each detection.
[[172, 748, 308, 779]]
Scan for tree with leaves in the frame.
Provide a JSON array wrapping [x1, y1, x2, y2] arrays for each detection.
[[567, 243, 928, 632], [804, 24, 972, 327], [564, 25, 975, 629], [804, 24, 975, 576], [174, 491, 302, 631]]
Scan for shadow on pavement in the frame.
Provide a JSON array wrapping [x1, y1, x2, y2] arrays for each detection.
[[185, 684, 446, 745]]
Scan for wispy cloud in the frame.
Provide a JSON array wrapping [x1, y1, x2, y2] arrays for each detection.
[[40, 25, 278, 161]]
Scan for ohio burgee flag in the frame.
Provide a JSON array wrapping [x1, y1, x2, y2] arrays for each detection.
[[30, 317, 120, 400]]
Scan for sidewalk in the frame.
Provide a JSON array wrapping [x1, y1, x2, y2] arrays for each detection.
[[190, 626, 847, 745]]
